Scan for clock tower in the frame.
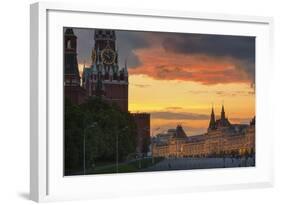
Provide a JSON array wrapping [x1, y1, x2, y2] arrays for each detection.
[[82, 29, 128, 112]]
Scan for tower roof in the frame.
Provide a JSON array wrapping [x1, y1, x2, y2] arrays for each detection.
[[216, 104, 231, 128], [94, 29, 116, 40], [208, 106, 216, 130], [221, 104, 226, 120], [175, 125, 187, 138], [250, 116, 255, 126], [64, 28, 75, 35]]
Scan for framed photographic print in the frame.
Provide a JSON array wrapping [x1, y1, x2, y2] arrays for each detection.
[[30, 2, 274, 202]]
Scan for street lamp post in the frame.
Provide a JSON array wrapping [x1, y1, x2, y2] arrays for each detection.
[[138, 154, 141, 169], [83, 122, 97, 175], [116, 131, 118, 173], [116, 126, 128, 173], [176, 139, 179, 158], [83, 130, 86, 175], [151, 127, 160, 164], [141, 127, 150, 160]]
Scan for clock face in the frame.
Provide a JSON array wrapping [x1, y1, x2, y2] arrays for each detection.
[[101, 48, 116, 65]]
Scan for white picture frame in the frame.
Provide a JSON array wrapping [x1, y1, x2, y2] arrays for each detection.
[[30, 2, 274, 202]]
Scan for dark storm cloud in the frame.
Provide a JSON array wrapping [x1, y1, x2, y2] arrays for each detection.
[[125, 31, 255, 86], [71, 28, 255, 85], [72, 28, 150, 68], [116, 31, 149, 68], [162, 33, 255, 84], [162, 34, 255, 60], [72, 28, 95, 65]]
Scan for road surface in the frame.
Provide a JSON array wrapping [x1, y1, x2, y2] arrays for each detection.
[[143, 157, 255, 171]]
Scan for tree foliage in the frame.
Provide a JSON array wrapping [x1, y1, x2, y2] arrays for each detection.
[[64, 97, 137, 174]]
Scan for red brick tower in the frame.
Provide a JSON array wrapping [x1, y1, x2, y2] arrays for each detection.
[[64, 28, 87, 104], [82, 29, 128, 112], [131, 113, 151, 154]]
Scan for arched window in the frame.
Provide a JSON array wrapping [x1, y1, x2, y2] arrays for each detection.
[[67, 40, 71, 49]]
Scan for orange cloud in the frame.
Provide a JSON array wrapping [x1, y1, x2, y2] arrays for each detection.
[[129, 47, 250, 85]]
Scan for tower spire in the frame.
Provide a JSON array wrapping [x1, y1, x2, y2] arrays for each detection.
[[124, 58, 128, 83], [208, 104, 216, 130], [221, 103, 226, 120], [124, 58, 128, 74]]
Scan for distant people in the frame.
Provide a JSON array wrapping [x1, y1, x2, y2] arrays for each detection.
[[168, 163, 172, 169], [245, 154, 249, 166]]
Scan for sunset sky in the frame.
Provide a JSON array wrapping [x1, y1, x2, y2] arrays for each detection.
[[73, 28, 255, 136]]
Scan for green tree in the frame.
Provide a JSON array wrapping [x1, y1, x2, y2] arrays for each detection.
[[64, 96, 138, 175], [64, 98, 84, 174], [80, 97, 137, 163]]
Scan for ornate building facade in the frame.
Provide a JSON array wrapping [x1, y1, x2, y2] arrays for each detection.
[[152, 106, 255, 158]]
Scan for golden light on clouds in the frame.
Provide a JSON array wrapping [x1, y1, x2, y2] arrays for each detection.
[[129, 47, 251, 85]]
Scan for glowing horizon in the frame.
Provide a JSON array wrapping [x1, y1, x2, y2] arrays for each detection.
[[128, 74, 255, 136]]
